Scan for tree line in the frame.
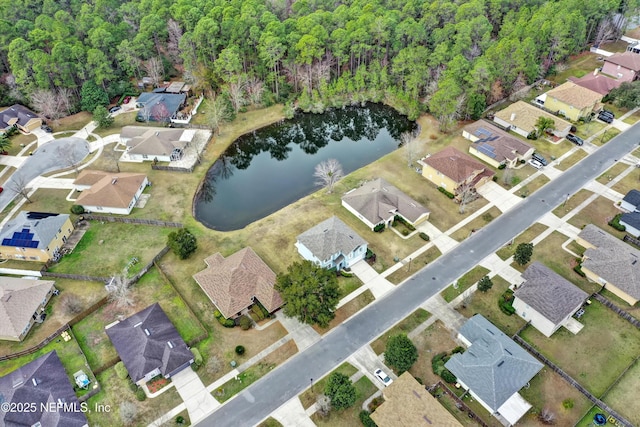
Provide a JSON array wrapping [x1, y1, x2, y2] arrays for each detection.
[[0, 0, 637, 127]]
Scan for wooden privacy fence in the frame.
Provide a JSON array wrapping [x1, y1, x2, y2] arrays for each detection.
[[151, 164, 195, 173], [592, 293, 640, 329], [433, 381, 489, 427], [80, 215, 183, 228]]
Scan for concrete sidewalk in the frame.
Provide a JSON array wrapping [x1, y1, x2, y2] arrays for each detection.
[[276, 313, 321, 351], [171, 368, 219, 424]]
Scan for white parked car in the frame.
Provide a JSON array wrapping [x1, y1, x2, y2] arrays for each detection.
[[374, 368, 393, 386], [528, 159, 543, 169]]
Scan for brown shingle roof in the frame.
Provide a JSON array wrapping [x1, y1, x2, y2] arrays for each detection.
[[494, 101, 572, 134], [193, 247, 282, 319], [121, 126, 188, 156], [0, 277, 55, 340], [423, 146, 494, 184], [545, 81, 603, 109], [371, 372, 463, 427], [464, 120, 533, 163], [74, 170, 147, 209], [569, 73, 623, 95], [604, 52, 640, 72]]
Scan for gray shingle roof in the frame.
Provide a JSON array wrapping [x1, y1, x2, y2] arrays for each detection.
[[105, 303, 193, 383], [0, 104, 40, 130], [0, 212, 70, 250], [515, 262, 588, 324], [464, 120, 533, 163], [121, 126, 188, 156], [296, 216, 367, 262], [342, 178, 429, 225], [136, 93, 186, 122], [0, 351, 88, 427], [622, 189, 640, 209], [578, 224, 640, 300], [620, 212, 640, 231], [445, 315, 543, 411], [0, 277, 55, 340]]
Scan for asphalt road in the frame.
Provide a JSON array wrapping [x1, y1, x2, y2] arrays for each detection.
[[0, 137, 89, 212], [199, 122, 640, 427]]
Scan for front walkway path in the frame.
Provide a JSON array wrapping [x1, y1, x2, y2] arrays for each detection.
[[271, 397, 317, 427], [171, 368, 220, 424], [276, 313, 321, 352], [349, 260, 395, 299], [476, 181, 523, 212]]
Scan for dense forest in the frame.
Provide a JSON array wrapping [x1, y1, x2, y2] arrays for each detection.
[[0, 0, 637, 128]]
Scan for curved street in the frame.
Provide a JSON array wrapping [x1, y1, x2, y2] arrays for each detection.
[[199, 122, 640, 427]]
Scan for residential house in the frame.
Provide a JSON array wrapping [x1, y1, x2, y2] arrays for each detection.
[[193, 247, 283, 319], [105, 303, 193, 385], [569, 71, 623, 96], [0, 277, 56, 341], [493, 101, 572, 138], [164, 81, 192, 94], [418, 147, 494, 199], [295, 216, 368, 270], [341, 178, 430, 230], [513, 262, 588, 337], [0, 104, 42, 134], [0, 212, 74, 262], [445, 314, 543, 426], [620, 189, 640, 213], [136, 92, 186, 123], [120, 126, 195, 162], [463, 120, 534, 168], [0, 351, 88, 427], [602, 52, 640, 82], [73, 170, 148, 215], [576, 224, 640, 305], [627, 40, 640, 54], [370, 372, 463, 427], [543, 81, 603, 121]]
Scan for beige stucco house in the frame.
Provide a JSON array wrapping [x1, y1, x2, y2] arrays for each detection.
[[493, 101, 572, 139], [0, 212, 74, 262], [74, 170, 148, 215], [543, 82, 603, 121], [0, 277, 56, 341], [463, 120, 534, 168]]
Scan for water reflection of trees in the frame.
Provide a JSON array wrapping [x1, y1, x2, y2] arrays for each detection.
[[226, 103, 415, 170]]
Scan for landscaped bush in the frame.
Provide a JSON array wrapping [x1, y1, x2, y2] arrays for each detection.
[[452, 346, 465, 354], [359, 410, 377, 427], [394, 215, 416, 231], [191, 348, 203, 366], [135, 388, 146, 401], [340, 270, 354, 277], [215, 314, 235, 327], [498, 289, 516, 315], [419, 232, 430, 241], [70, 204, 85, 214], [176, 415, 185, 425], [235, 345, 245, 355], [127, 379, 137, 392], [437, 186, 455, 199], [239, 315, 253, 330], [441, 369, 457, 384], [573, 262, 586, 277], [608, 213, 626, 231], [115, 362, 128, 379], [373, 223, 385, 232], [402, 229, 409, 236], [213, 310, 222, 319], [498, 163, 507, 170], [562, 398, 574, 409], [492, 176, 498, 182], [368, 396, 384, 412]]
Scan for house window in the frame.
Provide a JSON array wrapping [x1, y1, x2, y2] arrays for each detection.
[[96, 206, 103, 211]]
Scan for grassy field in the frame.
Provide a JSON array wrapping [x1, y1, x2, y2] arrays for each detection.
[[495, 165, 538, 190], [434, 386, 485, 426], [52, 111, 92, 132], [0, 278, 106, 357], [623, 109, 640, 124], [597, 163, 629, 185], [49, 221, 172, 277], [456, 275, 526, 337], [552, 189, 594, 218], [313, 290, 375, 334], [370, 308, 431, 356], [568, 196, 625, 240], [72, 268, 206, 371], [441, 266, 490, 303], [11, 188, 73, 219], [450, 207, 501, 242], [299, 362, 358, 409], [213, 340, 298, 403], [520, 300, 640, 396], [548, 52, 603, 84], [386, 246, 442, 284], [593, 127, 620, 145], [574, 120, 606, 141], [602, 359, 640, 426], [555, 149, 588, 171], [310, 376, 377, 427], [7, 132, 36, 154]]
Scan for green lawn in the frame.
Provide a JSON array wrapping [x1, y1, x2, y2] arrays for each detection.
[[575, 406, 612, 427], [552, 189, 594, 218], [311, 376, 378, 427], [555, 149, 588, 171], [440, 266, 490, 303], [338, 275, 363, 298], [299, 362, 358, 409], [386, 246, 442, 285], [49, 221, 172, 277], [602, 358, 640, 426], [549, 52, 603, 84], [520, 300, 640, 396], [529, 138, 572, 162], [0, 330, 96, 399], [370, 308, 431, 355], [313, 290, 375, 334], [623, 109, 640, 125], [258, 417, 283, 427], [574, 120, 606, 140], [12, 189, 74, 217], [496, 223, 549, 260], [72, 268, 206, 371], [457, 275, 526, 337], [612, 166, 640, 196], [597, 163, 629, 185], [8, 133, 36, 154], [592, 127, 620, 146]]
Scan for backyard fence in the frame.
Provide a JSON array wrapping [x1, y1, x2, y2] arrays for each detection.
[[40, 271, 110, 282], [80, 215, 183, 228], [92, 355, 121, 377], [151, 164, 195, 173], [514, 336, 634, 427], [433, 381, 489, 427], [592, 293, 640, 329], [127, 246, 170, 285]]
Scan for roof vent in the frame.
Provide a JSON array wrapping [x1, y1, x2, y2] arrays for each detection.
[[498, 361, 505, 367], [510, 113, 516, 121], [486, 328, 495, 335], [633, 259, 637, 265], [412, 390, 421, 399], [422, 415, 433, 424], [505, 349, 513, 356], [144, 328, 150, 336]]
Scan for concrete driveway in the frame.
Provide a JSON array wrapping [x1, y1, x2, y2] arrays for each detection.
[[0, 137, 89, 212], [171, 368, 219, 424]]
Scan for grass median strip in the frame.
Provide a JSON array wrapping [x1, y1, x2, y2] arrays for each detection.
[[370, 308, 431, 355], [440, 266, 490, 303]]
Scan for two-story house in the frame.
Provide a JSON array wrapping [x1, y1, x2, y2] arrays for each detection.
[[0, 212, 74, 262]]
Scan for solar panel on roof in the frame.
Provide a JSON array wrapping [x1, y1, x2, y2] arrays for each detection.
[[21, 228, 29, 233], [478, 144, 497, 159]]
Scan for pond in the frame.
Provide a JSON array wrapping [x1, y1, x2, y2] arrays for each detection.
[[194, 103, 417, 231]]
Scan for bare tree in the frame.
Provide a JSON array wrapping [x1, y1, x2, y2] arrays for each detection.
[[144, 57, 164, 87], [60, 293, 83, 315], [119, 401, 138, 425], [205, 95, 232, 135], [594, 16, 620, 47], [539, 408, 557, 425], [167, 19, 183, 64], [9, 174, 33, 203], [316, 394, 331, 417], [457, 182, 477, 214], [56, 88, 75, 117], [31, 89, 66, 123], [107, 273, 133, 308], [314, 158, 344, 193], [246, 77, 264, 106], [225, 77, 247, 114], [502, 168, 514, 186], [206, 355, 223, 375], [460, 290, 473, 309], [401, 132, 419, 168]]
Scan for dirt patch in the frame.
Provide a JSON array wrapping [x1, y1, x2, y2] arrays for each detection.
[[409, 320, 459, 386]]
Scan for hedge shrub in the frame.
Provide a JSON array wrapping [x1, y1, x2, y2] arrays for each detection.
[[115, 361, 128, 379], [340, 270, 354, 277], [573, 263, 586, 277], [419, 232, 430, 241], [437, 186, 455, 199], [191, 348, 203, 366], [608, 213, 626, 231], [235, 345, 245, 355], [498, 163, 507, 170], [359, 410, 377, 427], [216, 314, 235, 327], [135, 388, 146, 401], [239, 315, 253, 330], [70, 205, 85, 214], [373, 223, 385, 232]]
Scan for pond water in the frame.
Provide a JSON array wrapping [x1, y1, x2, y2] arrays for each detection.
[[194, 103, 417, 231]]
